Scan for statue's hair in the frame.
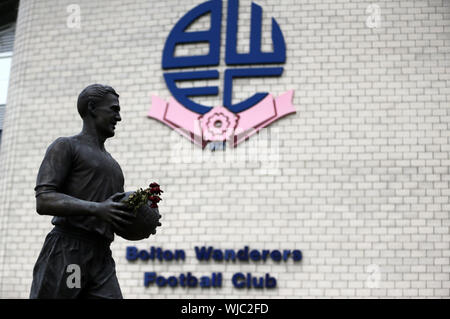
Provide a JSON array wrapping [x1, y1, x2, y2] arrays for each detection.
[[77, 84, 119, 118]]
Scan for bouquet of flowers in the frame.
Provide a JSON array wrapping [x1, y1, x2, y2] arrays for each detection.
[[114, 182, 163, 241], [122, 182, 163, 211]]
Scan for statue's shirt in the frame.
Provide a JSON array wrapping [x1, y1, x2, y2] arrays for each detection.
[[35, 136, 125, 241]]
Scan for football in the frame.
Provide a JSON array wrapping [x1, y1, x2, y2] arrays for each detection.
[[114, 191, 162, 241]]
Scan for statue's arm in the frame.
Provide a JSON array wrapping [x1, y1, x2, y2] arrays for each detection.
[[36, 191, 99, 217], [36, 191, 133, 230]]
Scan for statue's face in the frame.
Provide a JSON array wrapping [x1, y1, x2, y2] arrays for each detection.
[[93, 93, 121, 138]]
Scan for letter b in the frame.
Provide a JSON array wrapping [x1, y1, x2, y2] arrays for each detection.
[[126, 246, 138, 261], [186, 272, 198, 287], [265, 273, 276, 288]]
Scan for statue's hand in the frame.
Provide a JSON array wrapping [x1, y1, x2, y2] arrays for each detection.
[[93, 192, 135, 232]]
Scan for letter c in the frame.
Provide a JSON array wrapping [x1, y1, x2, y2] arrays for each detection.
[[232, 272, 246, 288]]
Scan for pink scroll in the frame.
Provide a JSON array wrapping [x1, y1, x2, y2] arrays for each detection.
[[147, 90, 296, 148]]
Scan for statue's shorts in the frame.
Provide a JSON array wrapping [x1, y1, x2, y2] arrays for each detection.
[[30, 225, 122, 299]]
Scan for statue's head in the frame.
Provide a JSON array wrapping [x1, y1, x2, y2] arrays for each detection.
[[77, 84, 121, 138]]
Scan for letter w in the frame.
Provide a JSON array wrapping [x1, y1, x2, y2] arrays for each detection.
[[194, 246, 213, 260]]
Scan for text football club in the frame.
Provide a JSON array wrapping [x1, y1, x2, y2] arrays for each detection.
[[148, 0, 296, 149], [126, 246, 303, 289]]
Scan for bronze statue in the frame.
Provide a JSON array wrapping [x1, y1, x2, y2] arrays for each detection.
[[30, 84, 134, 298]]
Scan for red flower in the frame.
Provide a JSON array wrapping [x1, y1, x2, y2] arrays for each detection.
[[150, 187, 163, 195], [150, 182, 159, 188], [150, 203, 158, 208], [148, 196, 161, 203]]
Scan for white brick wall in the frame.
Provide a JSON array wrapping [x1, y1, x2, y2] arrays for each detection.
[[0, 0, 449, 298]]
